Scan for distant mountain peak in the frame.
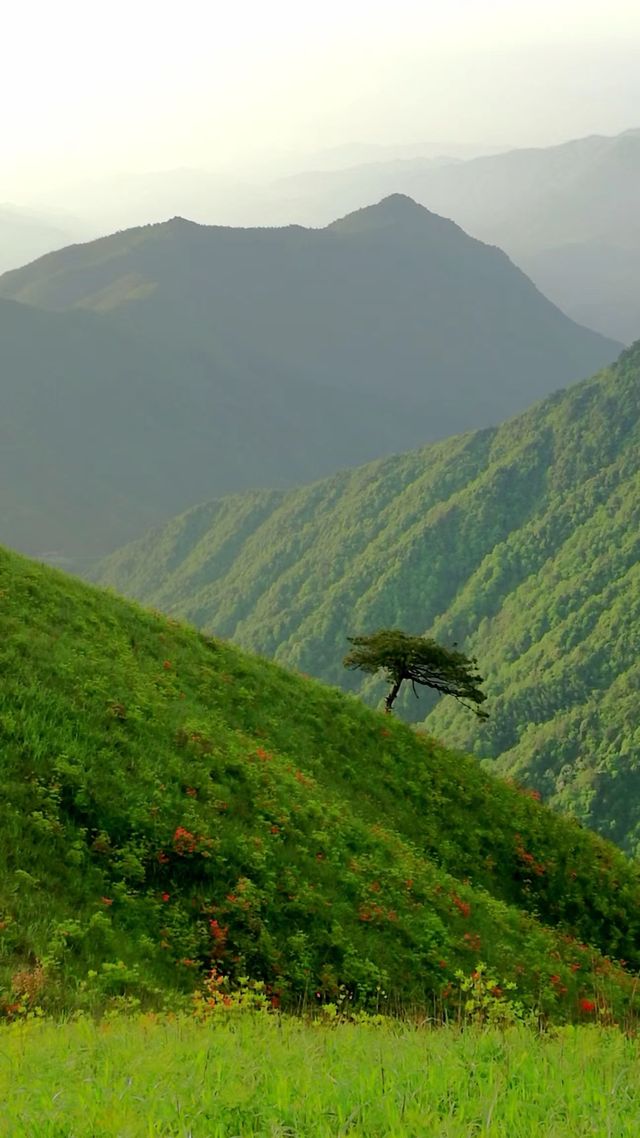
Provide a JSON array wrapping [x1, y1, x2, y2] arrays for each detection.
[[164, 215, 203, 231], [326, 193, 455, 235]]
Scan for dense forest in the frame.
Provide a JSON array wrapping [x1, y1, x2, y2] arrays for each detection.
[[98, 342, 640, 853]]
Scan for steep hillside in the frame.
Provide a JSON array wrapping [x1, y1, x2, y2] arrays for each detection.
[[99, 343, 640, 853], [2, 546, 640, 1021], [0, 200, 618, 562], [268, 129, 640, 342]]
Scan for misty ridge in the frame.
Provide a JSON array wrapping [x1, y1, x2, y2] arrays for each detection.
[[0, 192, 619, 564], [6, 127, 640, 343]]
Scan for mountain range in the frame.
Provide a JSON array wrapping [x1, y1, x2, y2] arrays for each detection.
[[10, 128, 639, 343], [266, 129, 640, 343], [98, 341, 640, 855], [0, 196, 618, 563]]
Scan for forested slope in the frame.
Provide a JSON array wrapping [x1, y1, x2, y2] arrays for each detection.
[[99, 343, 640, 852]]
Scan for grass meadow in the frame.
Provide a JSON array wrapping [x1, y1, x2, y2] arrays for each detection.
[[1, 1014, 639, 1137]]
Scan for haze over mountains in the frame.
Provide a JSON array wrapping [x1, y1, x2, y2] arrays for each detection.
[[98, 342, 640, 855], [6, 127, 639, 342], [0, 206, 81, 275], [265, 129, 640, 343], [0, 196, 617, 563]]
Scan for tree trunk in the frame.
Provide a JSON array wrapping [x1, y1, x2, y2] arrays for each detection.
[[384, 677, 403, 714]]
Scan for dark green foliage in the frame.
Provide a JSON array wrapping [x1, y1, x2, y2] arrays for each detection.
[[0, 196, 618, 562], [98, 342, 640, 853], [344, 630, 487, 715], [2, 545, 640, 1020]]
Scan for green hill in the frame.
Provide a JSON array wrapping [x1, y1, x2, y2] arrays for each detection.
[[2, 544, 640, 1021], [0, 197, 618, 563], [98, 342, 640, 854]]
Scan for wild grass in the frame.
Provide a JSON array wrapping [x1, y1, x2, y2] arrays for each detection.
[[2, 543, 640, 1021], [1, 1014, 639, 1137]]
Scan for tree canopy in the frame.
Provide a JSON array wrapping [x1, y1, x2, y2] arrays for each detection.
[[344, 629, 488, 716]]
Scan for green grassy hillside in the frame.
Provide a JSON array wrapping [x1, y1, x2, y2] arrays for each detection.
[[98, 342, 640, 853], [2, 546, 640, 1022]]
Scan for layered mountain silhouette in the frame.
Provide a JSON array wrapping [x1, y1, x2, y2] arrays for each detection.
[[98, 342, 640, 854], [268, 130, 640, 343], [0, 196, 618, 561]]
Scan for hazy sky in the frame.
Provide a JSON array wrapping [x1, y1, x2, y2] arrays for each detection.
[[4, 0, 640, 195]]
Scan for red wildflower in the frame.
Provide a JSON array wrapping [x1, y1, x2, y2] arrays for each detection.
[[580, 998, 596, 1013], [161, 892, 170, 903], [209, 919, 228, 944], [173, 826, 198, 855], [463, 931, 482, 951], [451, 894, 471, 919]]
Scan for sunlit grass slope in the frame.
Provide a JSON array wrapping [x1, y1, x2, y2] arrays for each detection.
[[2, 1017, 640, 1138], [1, 546, 640, 1020]]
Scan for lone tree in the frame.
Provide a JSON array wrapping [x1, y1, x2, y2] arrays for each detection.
[[343, 629, 488, 716]]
